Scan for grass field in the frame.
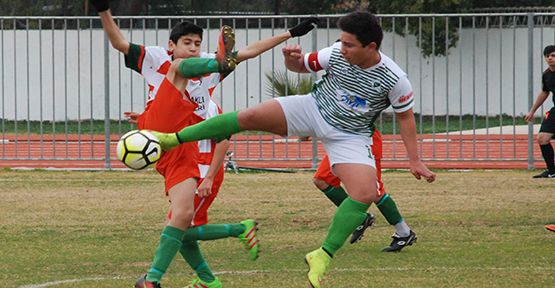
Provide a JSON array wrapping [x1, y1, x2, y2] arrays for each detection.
[[1, 169, 554, 287]]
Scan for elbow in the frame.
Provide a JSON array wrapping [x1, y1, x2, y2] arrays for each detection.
[[110, 39, 129, 54], [111, 43, 123, 52], [112, 43, 126, 53]]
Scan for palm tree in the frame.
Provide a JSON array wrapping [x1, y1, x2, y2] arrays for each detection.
[[265, 69, 314, 97]]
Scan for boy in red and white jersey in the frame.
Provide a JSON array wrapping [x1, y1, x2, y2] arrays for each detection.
[[91, 1, 317, 287]]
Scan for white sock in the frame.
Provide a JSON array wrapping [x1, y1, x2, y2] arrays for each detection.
[[394, 221, 411, 237]]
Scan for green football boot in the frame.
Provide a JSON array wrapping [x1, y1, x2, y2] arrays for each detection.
[[148, 130, 180, 151], [184, 277, 222, 288], [304, 248, 332, 288], [238, 219, 260, 260]]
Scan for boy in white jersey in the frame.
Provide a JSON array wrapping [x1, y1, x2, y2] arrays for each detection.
[[90, 1, 317, 287], [151, 11, 436, 288], [313, 128, 418, 253]]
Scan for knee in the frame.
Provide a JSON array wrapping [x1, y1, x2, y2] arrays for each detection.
[[354, 193, 373, 205], [169, 207, 194, 228], [237, 109, 256, 129], [537, 133, 552, 145], [313, 178, 329, 190], [347, 188, 375, 204], [169, 59, 182, 74]]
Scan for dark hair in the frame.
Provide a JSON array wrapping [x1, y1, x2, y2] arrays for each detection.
[[337, 11, 383, 49], [169, 21, 203, 44], [544, 45, 555, 57]]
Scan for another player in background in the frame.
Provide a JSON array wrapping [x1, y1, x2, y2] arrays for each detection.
[[525, 45, 555, 179], [90, 1, 317, 287], [313, 129, 417, 252], [150, 11, 436, 288]]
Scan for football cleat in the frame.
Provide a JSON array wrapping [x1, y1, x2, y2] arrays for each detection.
[[349, 212, 375, 244], [135, 274, 161, 288], [215, 25, 236, 73], [382, 230, 417, 252], [148, 131, 180, 151], [532, 170, 555, 178], [184, 277, 222, 288], [545, 224, 555, 233], [238, 219, 260, 260], [305, 248, 332, 288]]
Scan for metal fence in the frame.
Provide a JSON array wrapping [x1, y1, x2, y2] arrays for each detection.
[[1, 13, 554, 169]]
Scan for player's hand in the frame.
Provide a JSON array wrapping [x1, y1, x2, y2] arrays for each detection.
[[282, 44, 303, 61], [90, 0, 110, 13], [197, 178, 213, 198], [524, 112, 534, 122], [124, 111, 140, 124], [409, 160, 436, 183], [288, 17, 319, 38], [282, 44, 306, 72]]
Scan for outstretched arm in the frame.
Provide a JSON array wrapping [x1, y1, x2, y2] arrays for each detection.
[[91, 0, 130, 55], [236, 32, 291, 63], [235, 18, 318, 63]]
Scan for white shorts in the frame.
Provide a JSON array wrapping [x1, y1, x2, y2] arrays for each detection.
[[275, 94, 375, 168]]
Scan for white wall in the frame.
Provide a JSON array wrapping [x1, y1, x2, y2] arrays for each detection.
[[1, 25, 554, 121]]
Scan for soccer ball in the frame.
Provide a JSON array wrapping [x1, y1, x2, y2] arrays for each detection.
[[116, 130, 161, 170]]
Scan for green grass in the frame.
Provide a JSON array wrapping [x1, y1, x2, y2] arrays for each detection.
[[0, 170, 554, 287], [0, 114, 542, 136]]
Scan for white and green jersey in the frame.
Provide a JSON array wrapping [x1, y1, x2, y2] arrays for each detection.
[[304, 42, 414, 136]]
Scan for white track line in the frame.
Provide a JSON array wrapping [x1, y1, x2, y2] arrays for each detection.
[[19, 276, 126, 288], [19, 267, 555, 287]]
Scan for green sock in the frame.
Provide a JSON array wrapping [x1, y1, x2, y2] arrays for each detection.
[[176, 111, 242, 143], [180, 240, 215, 282], [178, 58, 219, 78], [182, 223, 245, 241], [376, 194, 403, 225], [322, 197, 370, 255], [146, 226, 186, 283], [320, 186, 348, 207]]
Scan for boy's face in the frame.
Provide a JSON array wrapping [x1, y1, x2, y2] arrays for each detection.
[[339, 31, 377, 68], [545, 52, 555, 68], [168, 33, 202, 59]]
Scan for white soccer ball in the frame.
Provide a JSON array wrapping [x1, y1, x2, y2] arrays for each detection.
[[116, 130, 162, 170]]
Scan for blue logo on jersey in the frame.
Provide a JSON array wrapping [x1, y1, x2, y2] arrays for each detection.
[[341, 94, 367, 109]]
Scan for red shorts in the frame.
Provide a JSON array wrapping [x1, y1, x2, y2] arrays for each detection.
[[137, 78, 202, 193], [314, 130, 386, 196]]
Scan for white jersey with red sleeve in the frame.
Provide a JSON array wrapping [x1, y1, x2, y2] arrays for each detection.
[[125, 43, 225, 177], [124, 43, 221, 118], [303, 41, 415, 137]]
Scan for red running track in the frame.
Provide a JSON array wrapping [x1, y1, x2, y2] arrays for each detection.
[[0, 134, 550, 170]]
